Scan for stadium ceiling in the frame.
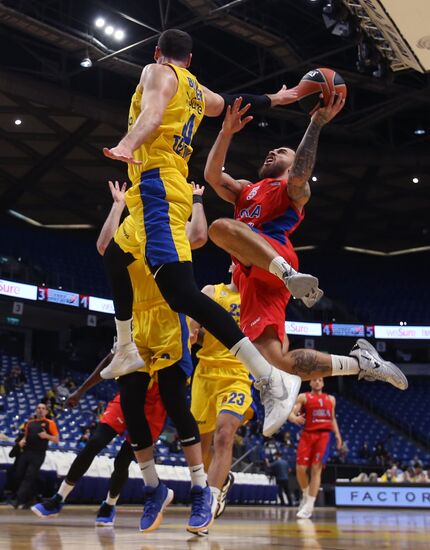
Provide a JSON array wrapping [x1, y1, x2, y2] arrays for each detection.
[[0, 0, 429, 253]]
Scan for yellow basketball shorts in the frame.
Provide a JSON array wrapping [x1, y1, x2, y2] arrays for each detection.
[[133, 299, 193, 379], [191, 364, 254, 434], [114, 214, 142, 259], [126, 168, 193, 268]]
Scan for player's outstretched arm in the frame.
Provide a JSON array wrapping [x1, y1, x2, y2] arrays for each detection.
[[204, 97, 252, 204], [66, 352, 113, 408], [288, 92, 345, 208], [103, 64, 177, 164], [186, 182, 208, 250], [202, 84, 299, 118], [96, 180, 127, 256]]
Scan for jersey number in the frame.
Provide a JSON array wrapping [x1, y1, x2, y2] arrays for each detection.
[[173, 114, 195, 158], [227, 392, 245, 406]]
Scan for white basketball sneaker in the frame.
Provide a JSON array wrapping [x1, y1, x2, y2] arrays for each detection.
[[296, 503, 313, 519], [350, 339, 408, 390], [301, 286, 324, 308], [100, 341, 144, 379], [254, 368, 301, 437]]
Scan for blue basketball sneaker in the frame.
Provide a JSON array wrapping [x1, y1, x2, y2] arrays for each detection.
[[139, 482, 174, 533], [187, 485, 214, 534], [95, 501, 116, 526], [31, 494, 63, 518]]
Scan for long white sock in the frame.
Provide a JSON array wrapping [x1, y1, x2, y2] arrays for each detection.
[[210, 486, 221, 501], [331, 355, 360, 376], [306, 495, 316, 510], [106, 492, 119, 506], [303, 486, 309, 499], [230, 337, 272, 379], [57, 480, 74, 501], [269, 256, 296, 280], [139, 459, 159, 488], [115, 318, 132, 346], [189, 464, 207, 488]]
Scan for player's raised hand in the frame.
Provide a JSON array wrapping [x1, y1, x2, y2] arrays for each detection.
[[109, 180, 127, 204], [191, 181, 205, 196], [311, 91, 345, 126], [222, 97, 253, 136], [66, 390, 82, 408], [273, 84, 299, 106], [103, 144, 142, 165], [288, 412, 306, 426]]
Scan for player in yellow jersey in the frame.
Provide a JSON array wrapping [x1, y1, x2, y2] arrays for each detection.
[[190, 267, 253, 522], [96, 180, 217, 534], [102, 28, 307, 443]]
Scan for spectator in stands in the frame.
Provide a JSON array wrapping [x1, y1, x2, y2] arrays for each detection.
[[379, 465, 402, 482], [6, 366, 26, 392], [351, 472, 369, 482], [404, 466, 417, 482], [56, 379, 70, 402], [409, 455, 423, 468], [283, 431, 293, 449], [168, 434, 182, 454], [267, 452, 292, 506], [413, 463, 429, 483], [368, 472, 379, 482], [94, 401, 106, 420], [358, 441, 372, 461], [374, 441, 390, 467], [13, 403, 59, 508], [0, 376, 7, 396]]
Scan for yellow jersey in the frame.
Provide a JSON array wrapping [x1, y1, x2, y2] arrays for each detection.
[[128, 258, 164, 309], [196, 283, 244, 369], [127, 63, 205, 185]]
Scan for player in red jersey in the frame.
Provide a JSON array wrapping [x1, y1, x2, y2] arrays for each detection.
[[204, 96, 407, 423], [293, 377, 342, 519]]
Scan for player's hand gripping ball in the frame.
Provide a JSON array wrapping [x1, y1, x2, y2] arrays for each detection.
[[297, 68, 347, 114]]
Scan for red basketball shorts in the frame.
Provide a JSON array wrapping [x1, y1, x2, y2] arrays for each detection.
[[101, 383, 166, 443], [233, 233, 299, 343], [296, 430, 332, 466]]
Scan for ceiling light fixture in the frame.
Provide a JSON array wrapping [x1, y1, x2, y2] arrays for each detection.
[[114, 29, 125, 41], [104, 25, 114, 36], [412, 177, 419, 183], [14, 119, 22, 126], [311, 176, 318, 182], [80, 57, 93, 68], [95, 17, 105, 28], [414, 127, 426, 136]]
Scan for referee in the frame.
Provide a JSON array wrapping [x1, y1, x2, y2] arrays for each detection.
[[14, 403, 59, 508]]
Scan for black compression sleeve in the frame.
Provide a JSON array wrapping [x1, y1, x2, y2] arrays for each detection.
[[220, 93, 271, 115]]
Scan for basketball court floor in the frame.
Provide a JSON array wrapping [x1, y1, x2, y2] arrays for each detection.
[[1, 505, 429, 549]]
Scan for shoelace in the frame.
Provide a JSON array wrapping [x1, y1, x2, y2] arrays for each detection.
[[190, 490, 208, 518]]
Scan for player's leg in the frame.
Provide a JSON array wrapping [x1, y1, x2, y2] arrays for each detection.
[[118, 371, 173, 533], [209, 218, 321, 303], [157, 364, 214, 533], [31, 423, 117, 518], [95, 441, 135, 526], [200, 432, 214, 472], [297, 463, 322, 519], [154, 261, 302, 437], [16, 452, 44, 508], [101, 240, 144, 378], [254, 326, 407, 389], [295, 431, 311, 515]]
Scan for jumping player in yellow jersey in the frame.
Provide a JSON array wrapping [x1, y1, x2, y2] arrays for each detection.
[[102, 28, 313, 443], [189, 268, 253, 522], [96, 180, 217, 534]]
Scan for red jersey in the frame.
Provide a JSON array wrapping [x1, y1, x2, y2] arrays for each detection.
[[234, 178, 304, 245], [303, 392, 334, 432]]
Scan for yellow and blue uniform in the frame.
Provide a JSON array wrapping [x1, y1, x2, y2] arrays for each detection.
[[191, 284, 254, 434], [125, 63, 205, 268], [114, 215, 192, 378]]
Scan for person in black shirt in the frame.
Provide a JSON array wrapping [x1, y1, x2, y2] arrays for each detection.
[[268, 452, 293, 506], [14, 403, 59, 508]]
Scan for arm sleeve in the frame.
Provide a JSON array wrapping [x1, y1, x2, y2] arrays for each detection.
[[48, 419, 59, 436], [220, 93, 271, 116]]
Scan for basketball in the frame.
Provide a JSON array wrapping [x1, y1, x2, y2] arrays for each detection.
[[297, 68, 347, 114]]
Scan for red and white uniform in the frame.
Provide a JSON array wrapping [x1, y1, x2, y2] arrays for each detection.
[[296, 392, 334, 466], [101, 383, 167, 443], [233, 178, 304, 342]]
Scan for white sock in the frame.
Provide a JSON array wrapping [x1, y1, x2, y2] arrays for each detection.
[[230, 337, 272, 379], [269, 256, 296, 280], [331, 355, 360, 376], [115, 318, 133, 346], [139, 459, 159, 488], [210, 486, 221, 501], [306, 495, 316, 510], [303, 487, 309, 499], [106, 492, 119, 506], [57, 480, 74, 501], [189, 464, 207, 488]]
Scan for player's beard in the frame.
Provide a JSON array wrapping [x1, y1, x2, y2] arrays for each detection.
[[258, 159, 288, 179]]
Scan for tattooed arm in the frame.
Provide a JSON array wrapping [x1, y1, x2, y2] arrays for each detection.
[[287, 91, 345, 209]]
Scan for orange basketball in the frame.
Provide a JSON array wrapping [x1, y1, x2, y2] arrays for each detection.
[[297, 68, 347, 114]]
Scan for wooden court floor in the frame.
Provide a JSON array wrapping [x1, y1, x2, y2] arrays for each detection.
[[1, 504, 430, 549]]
